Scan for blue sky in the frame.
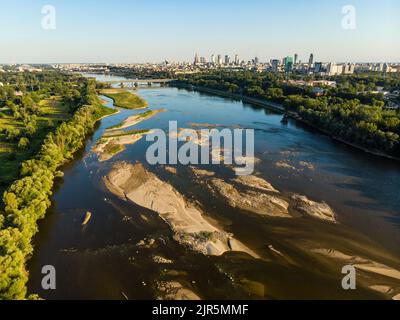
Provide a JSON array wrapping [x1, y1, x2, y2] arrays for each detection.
[[0, 0, 399, 63]]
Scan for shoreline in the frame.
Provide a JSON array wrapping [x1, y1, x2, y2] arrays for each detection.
[[100, 89, 149, 110], [175, 84, 400, 162]]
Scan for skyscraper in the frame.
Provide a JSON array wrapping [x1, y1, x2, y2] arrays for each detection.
[[217, 54, 222, 65], [309, 53, 314, 67], [271, 59, 280, 72], [194, 53, 200, 65], [234, 54, 239, 66], [294, 53, 298, 65], [225, 55, 230, 65], [283, 56, 293, 72], [314, 62, 323, 73], [211, 54, 216, 65]]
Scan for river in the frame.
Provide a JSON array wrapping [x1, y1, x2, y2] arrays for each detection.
[[27, 73, 400, 300]]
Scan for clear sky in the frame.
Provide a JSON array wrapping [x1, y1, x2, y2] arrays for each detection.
[[0, 0, 399, 63]]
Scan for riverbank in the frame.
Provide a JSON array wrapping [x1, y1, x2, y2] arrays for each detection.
[[0, 92, 116, 300], [175, 84, 400, 162]]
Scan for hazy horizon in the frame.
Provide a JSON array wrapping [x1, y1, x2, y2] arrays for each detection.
[[0, 0, 399, 64]]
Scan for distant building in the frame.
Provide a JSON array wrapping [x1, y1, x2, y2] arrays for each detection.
[[234, 54, 239, 66], [294, 53, 298, 65], [194, 53, 200, 65], [314, 62, 323, 73], [283, 56, 293, 72], [217, 54, 222, 65], [343, 63, 355, 74], [225, 55, 230, 65], [211, 54, 216, 64], [309, 53, 314, 67], [383, 63, 392, 73], [271, 59, 280, 72], [327, 63, 342, 76]]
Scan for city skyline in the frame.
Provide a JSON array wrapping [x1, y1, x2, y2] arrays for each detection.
[[0, 0, 399, 63]]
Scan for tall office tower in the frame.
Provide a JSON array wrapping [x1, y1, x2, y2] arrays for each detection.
[[194, 53, 200, 65], [283, 56, 293, 72], [294, 53, 298, 65], [271, 59, 280, 72], [217, 54, 222, 65], [314, 62, 323, 73], [309, 53, 314, 66], [254, 57, 259, 65], [200, 57, 206, 64], [225, 55, 230, 65], [211, 54, 216, 65], [234, 54, 239, 65]]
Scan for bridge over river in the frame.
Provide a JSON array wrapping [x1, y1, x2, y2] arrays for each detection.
[[100, 78, 173, 88]]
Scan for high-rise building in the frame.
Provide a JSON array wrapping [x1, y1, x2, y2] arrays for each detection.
[[271, 59, 280, 72], [211, 54, 216, 65], [200, 57, 206, 64], [309, 53, 314, 67], [254, 57, 259, 65], [217, 54, 222, 65], [294, 53, 298, 65], [225, 55, 230, 65], [234, 54, 239, 66], [283, 56, 293, 72], [343, 63, 355, 74], [314, 62, 323, 73], [194, 53, 200, 65], [327, 63, 342, 76]]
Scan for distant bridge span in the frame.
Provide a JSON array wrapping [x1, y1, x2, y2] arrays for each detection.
[[101, 79, 173, 84]]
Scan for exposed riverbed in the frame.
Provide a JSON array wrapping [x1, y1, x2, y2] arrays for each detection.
[[27, 75, 400, 300]]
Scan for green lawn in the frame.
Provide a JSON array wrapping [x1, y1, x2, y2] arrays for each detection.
[[101, 90, 148, 109], [0, 96, 116, 196], [0, 97, 71, 195]]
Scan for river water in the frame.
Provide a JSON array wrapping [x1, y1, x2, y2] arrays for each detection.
[[27, 74, 400, 299]]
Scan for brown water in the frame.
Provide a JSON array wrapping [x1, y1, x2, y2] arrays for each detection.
[[27, 76, 400, 300]]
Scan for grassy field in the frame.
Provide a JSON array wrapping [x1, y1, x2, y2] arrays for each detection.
[[0, 97, 71, 195], [101, 89, 148, 109]]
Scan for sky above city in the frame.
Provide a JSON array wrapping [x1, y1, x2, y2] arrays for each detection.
[[0, 0, 399, 63]]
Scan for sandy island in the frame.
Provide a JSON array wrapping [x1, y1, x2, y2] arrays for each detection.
[[92, 130, 151, 162], [191, 166, 336, 222], [104, 162, 259, 258], [106, 109, 165, 132]]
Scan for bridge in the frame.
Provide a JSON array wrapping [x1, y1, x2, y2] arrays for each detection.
[[100, 78, 174, 88]]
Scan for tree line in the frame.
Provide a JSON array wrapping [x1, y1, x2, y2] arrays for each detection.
[[0, 76, 111, 299], [176, 71, 400, 157]]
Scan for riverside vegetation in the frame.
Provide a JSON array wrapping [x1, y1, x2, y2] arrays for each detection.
[[0, 72, 115, 299], [100, 89, 148, 109], [176, 71, 400, 158]]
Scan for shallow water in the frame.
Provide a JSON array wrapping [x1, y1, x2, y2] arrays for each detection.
[[27, 75, 400, 300]]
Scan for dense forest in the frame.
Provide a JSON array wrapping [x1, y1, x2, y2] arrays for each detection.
[[176, 71, 400, 157], [0, 72, 114, 299]]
